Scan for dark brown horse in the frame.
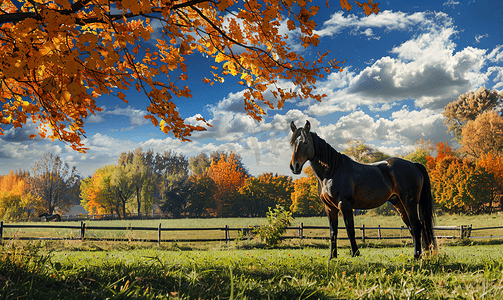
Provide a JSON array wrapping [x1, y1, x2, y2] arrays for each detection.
[[289, 120, 436, 259]]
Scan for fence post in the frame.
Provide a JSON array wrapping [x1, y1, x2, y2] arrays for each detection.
[[80, 221, 86, 241], [362, 224, 365, 243], [0, 221, 3, 245], [225, 225, 230, 243], [378, 225, 381, 239], [460, 225, 472, 239], [158, 223, 162, 245], [299, 222, 304, 240]]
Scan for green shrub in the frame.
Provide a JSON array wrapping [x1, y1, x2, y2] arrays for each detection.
[[252, 205, 293, 247]]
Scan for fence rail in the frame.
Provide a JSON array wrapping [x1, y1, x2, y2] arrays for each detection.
[[0, 221, 502, 244]]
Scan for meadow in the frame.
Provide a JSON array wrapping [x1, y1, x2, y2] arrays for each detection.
[[1, 242, 503, 299], [3, 213, 502, 247], [1, 214, 503, 299]]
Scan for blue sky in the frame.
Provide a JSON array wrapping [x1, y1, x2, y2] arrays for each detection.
[[1, 0, 503, 178]]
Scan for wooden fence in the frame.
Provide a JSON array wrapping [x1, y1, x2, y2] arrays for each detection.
[[1, 221, 500, 244]]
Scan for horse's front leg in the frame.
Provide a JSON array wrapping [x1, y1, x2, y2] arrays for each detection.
[[325, 206, 338, 261], [340, 200, 360, 257]]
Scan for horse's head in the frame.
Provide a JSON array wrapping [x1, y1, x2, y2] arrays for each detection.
[[289, 120, 315, 175]]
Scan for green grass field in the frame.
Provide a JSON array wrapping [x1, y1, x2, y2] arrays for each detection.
[[1, 214, 503, 299], [1, 242, 502, 299]]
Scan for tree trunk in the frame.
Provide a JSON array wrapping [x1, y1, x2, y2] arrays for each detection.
[[121, 196, 127, 219], [136, 186, 141, 216]]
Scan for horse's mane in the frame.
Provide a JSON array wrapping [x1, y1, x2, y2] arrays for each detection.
[[310, 132, 342, 175]]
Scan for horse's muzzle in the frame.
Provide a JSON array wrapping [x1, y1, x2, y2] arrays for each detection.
[[290, 161, 302, 175]]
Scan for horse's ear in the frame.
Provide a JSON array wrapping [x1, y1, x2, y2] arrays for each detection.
[[304, 120, 311, 133], [290, 121, 297, 133]]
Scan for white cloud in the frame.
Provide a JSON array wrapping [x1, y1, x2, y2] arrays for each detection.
[[315, 10, 448, 38], [488, 45, 503, 62], [106, 106, 149, 127], [488, 66, 503, 89], [0, 142, 62, 160], [189, 86, 307, 141], [343, 25, 488, 110], [87, 113, 105, 123], [0, 139, 64, 175], [1, 122, 39, 142], [303, 10, 490, 115], [244, 135, 293, 176], [443, 0, 460, 8], [475, 33, 489, 43], [361, 28, 373, 37], [312, 109, 451, 154], [368, 102, 399, 112]]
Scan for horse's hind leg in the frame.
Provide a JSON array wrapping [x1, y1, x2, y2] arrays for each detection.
[[340, 200, 359, 257], [391, 195, 422, 259]]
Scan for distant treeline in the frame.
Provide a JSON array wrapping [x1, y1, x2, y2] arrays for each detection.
[[0, 87, 502, 220]]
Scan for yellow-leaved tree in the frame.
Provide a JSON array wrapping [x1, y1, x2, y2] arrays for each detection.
[[0, 0, 379, 151], [290, 165, 324, 215], [0, 170, 42, 220]]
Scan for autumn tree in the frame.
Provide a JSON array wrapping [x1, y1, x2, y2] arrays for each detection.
[[0, 0, 379, 151], [117, 148, 149, 215], [477, 152, 503, 212], [160, 151, 190, 218], [80, 165, 121, 216], [29, 153, 80, 214], [206, 152, 246, 217], [80, 176, 99, 215], [290, 166, 324, 215], [189, 153, 211, 176], [237, 172, 293, 216], [110, 162, 137, 218], [426, 142, 498, 214], [183, 173, 216, 217], [210, 151, 249, 177], [0, 170, 41, 220], [342, 140, 391, 163], [160, 178, 187, 218], [460, 111, 503, 159], [403, 139, 435, 167], [80, 149, 190, 218], [443, 87, 503, 141], [430, 157, 492, 214], [117, 148, 189, 216], [157, 150, 189, 178]]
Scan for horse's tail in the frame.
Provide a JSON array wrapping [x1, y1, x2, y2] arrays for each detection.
[[415, 163, 437, 252]]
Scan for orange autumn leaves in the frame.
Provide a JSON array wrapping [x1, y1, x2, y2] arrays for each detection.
[[80, 166, 115, 215], [0, 0, 380, 151], [426, 142, 503, 214], [206, 152, 247, 217], [189, 152, 294, 217], [0, 170, 41, 220]]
